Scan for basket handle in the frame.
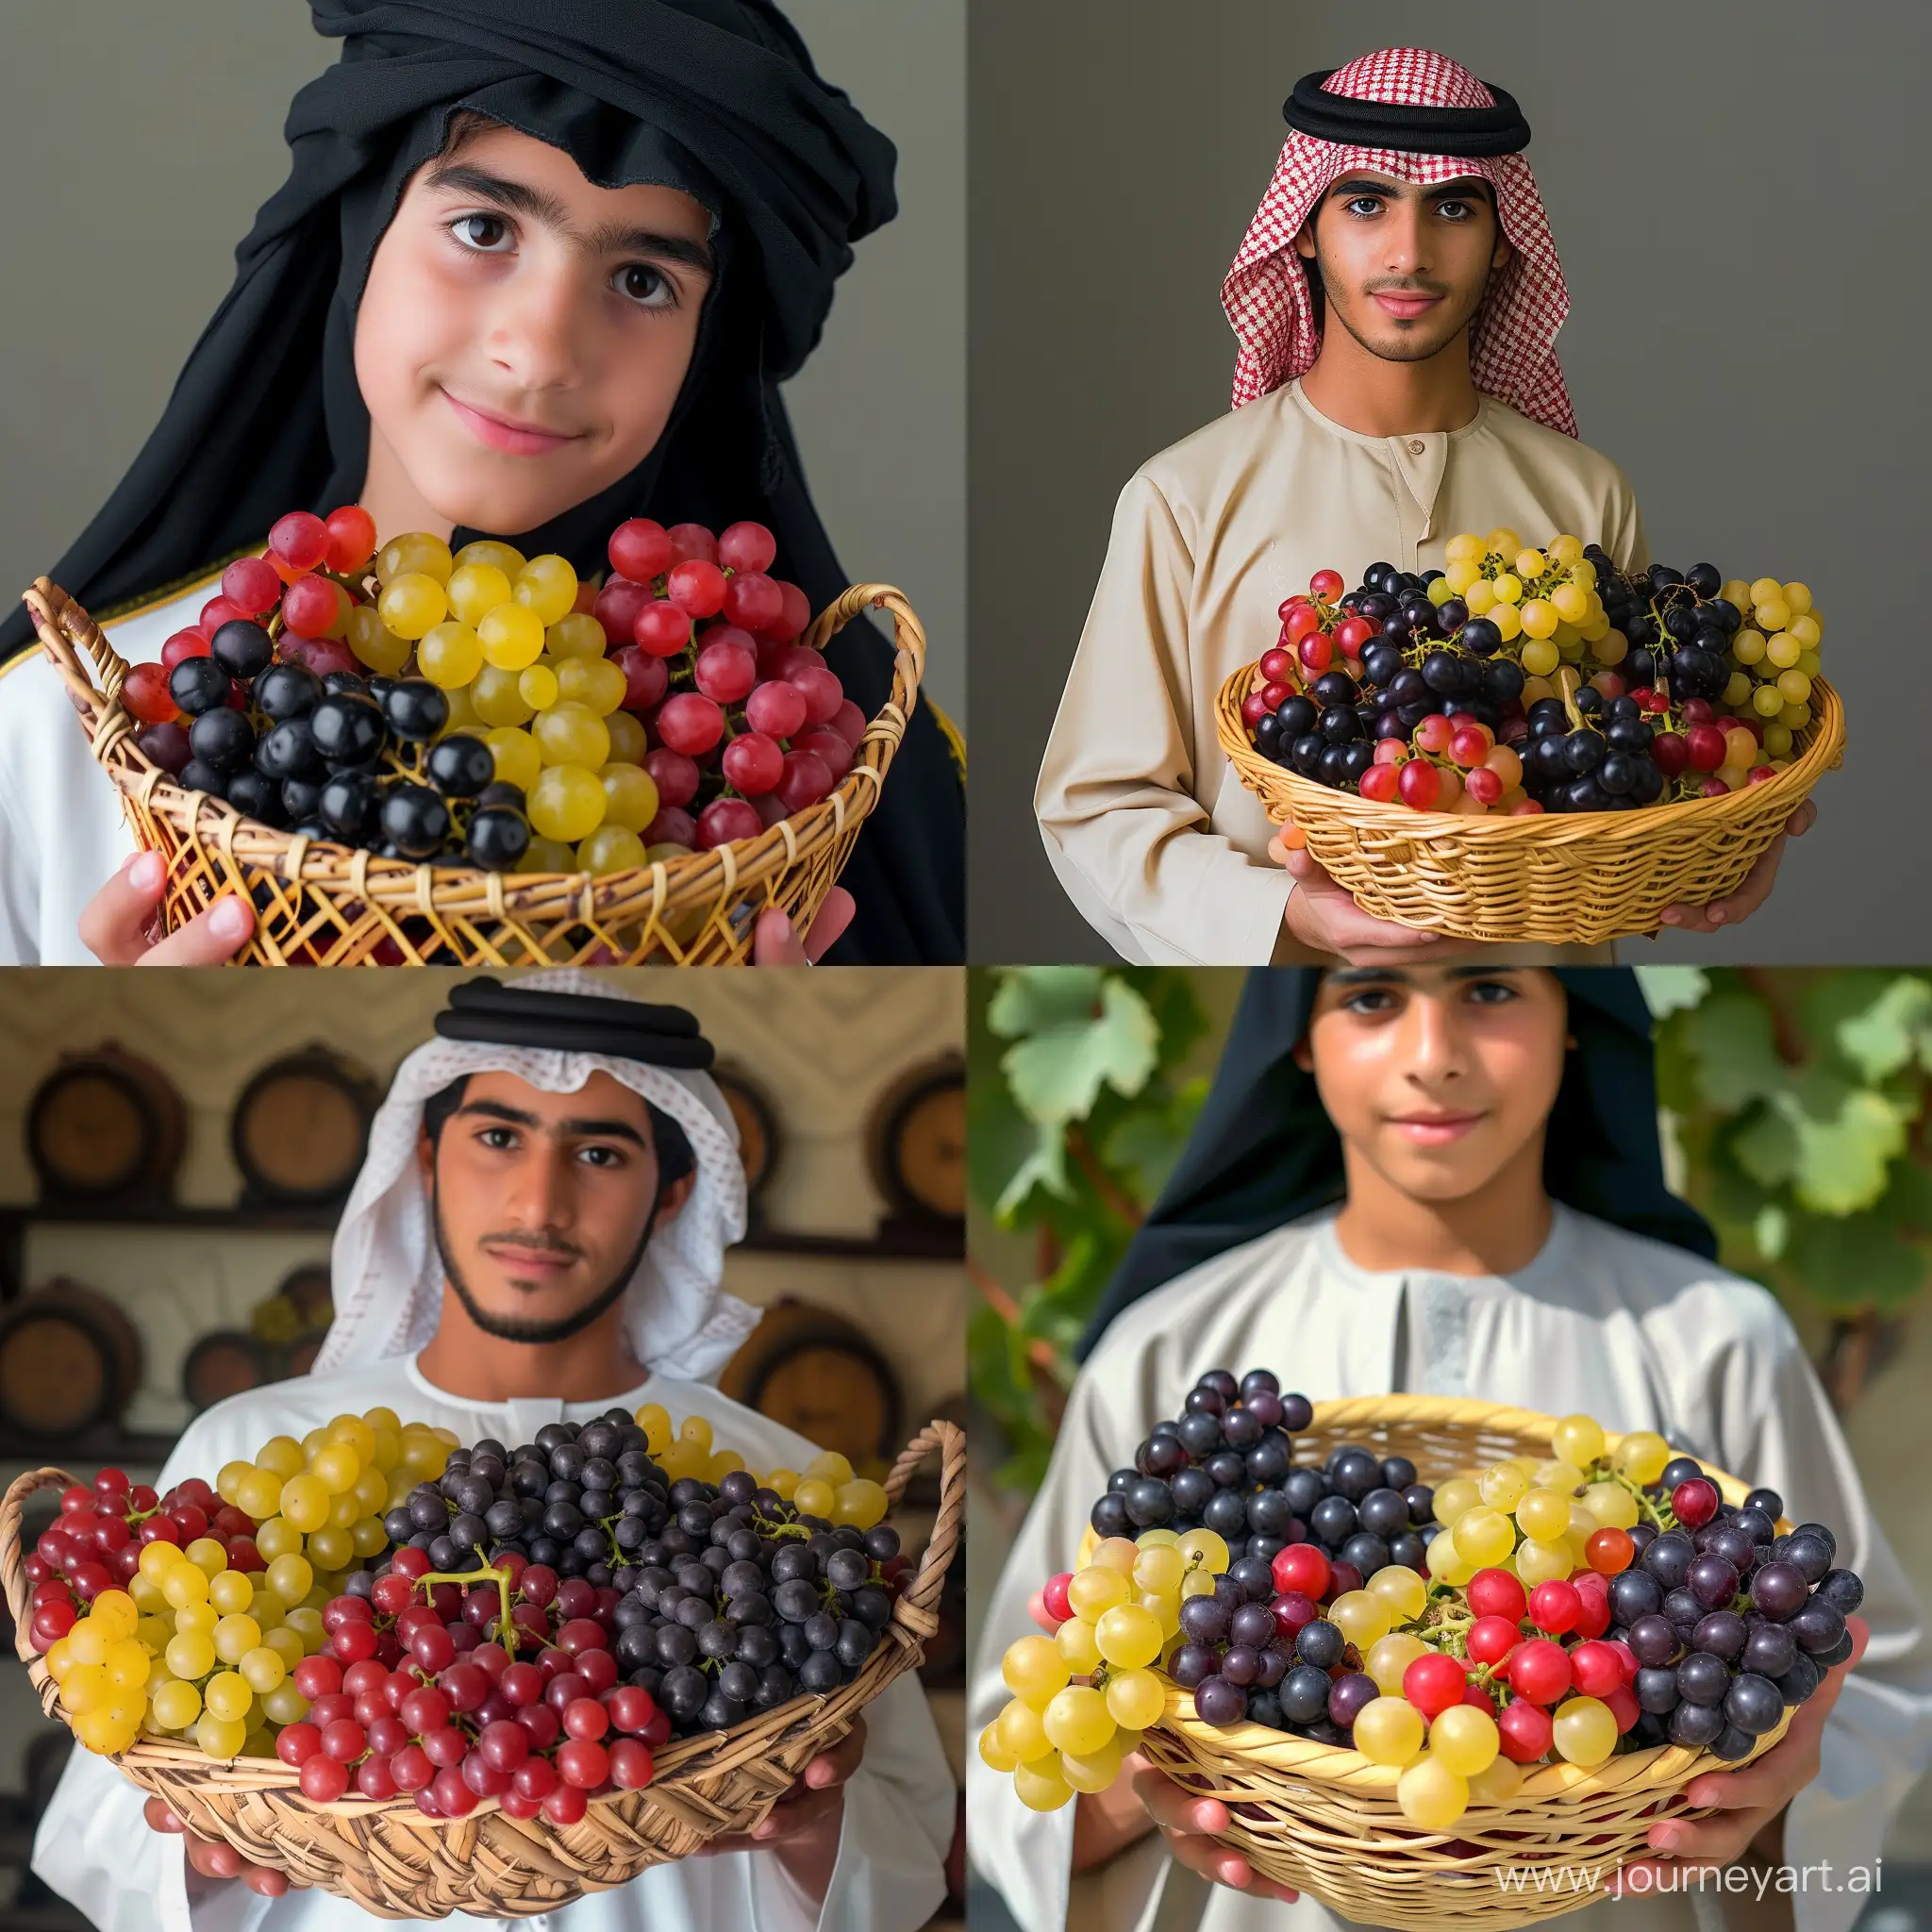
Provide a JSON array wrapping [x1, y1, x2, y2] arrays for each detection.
[[1, 1468, 79, 1666], [879, 1418, 965, 1622], [23, 579, 140, 772]]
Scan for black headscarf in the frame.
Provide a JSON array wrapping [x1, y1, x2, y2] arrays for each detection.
[[2, 0, 963, 964], [1077, 967, 1717, 1358]]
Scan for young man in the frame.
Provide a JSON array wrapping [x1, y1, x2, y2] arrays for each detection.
[[970, 967, 1930, 1932], [1034, 50, 1810, 965], [34, 972, 956, 1931], [0, 0, 965, 966]]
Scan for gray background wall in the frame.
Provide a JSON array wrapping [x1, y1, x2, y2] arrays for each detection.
[[0, 0, 964, 724], [969, 0, 1930, 964]]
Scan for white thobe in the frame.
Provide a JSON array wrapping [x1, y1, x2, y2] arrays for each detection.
[[33, 1351, 954, 1932], [1033, 383, 1648, 965], [0, 570, 224, 963], [967, 1204, 1932, 1932]]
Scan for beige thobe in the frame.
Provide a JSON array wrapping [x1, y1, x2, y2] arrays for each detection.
[[1034, 383, 1648, 965], [968, 1204, 1932, 1932]]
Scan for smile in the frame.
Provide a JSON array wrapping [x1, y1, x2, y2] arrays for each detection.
[[442, 389, 581, 456], [1386, 1111, 1486, 1144]]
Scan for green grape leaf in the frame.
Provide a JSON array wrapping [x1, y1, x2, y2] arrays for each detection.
[[986, 966, 1105, 1040], [1780, 1079, 1909, 1217], [1782, 1211, 1927, 1312], [1636, 966, 1711, 1020], [1000, 976, 1160, 1124], [1872, 1159, 1932, 1238], [1681, 991, 1789, 1110], [995, 1120, 1071, 1221], [1730, 1108, 1800, 1191], [1834, 975, 1932, 1086]]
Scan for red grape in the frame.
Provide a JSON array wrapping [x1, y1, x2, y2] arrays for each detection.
[[657, 693, 724, 757], [1271, 1545, 1330, 1599], [575, 1649, 619, 1694], [400, 1685, 452, 1734], [1685, 724, 1726, 773], [774, 749, 835, 814], [1467, 1570, 1528, 1624], [325, 505, 378, 574], [123, 661, 178, 724], [788, 663, 843, 725], [500, 1789, 544, 1820], [356, 1756, 399, 1801], [1465, 766, 1505, 807], [594, 576, 655, 648], [542, 1781, 591, 1824], [1606, 1685, 1641, 1733], [1397, 760, 1441, 808], [371, 1574, 414, 1617], [609, 519, 675, 582], [1258, 682, 1291, 712], [280, 575, 341, 641], [667, 523, 719, 564], [30, 1603, 75, 1647], [1308, 569, 1344, 601], [641, 807, 698, 849], [762, 581, 811, 644], [431, 1767, 479, 1818], [1358, 761, 1400, 803], [223, 557, 283, 616], [1467, 1616, 1519, 1668], [422, 1724, 469, 1769], [745, 679, 808, 740], [269, 512, 330, 572], [1672, 1478, 1719, 1528], [1529, 1580, 1581, 1635], [544, 1672, 590, 1716], [500, 1662, 544, 1708], [462, 1753, 512, 1798], [276, 1722, 323, 1768], [722, 731, 784, 795], [320, 1719, 366, 1763], [604, 1686, 657, 1734], [695, 637, 758, 703], [608, 1739, 655, 1790], [389, 1547, 430, 1581], [1270, 1592, 1317, 1641], [667, 559, 727, 618], [1651, 731, 1690, 777], [563, 1697, 609, 1741], [1507, 1637, 1573, 1706], [389, 1743, 434, 1792], [641, 749, 699, 808], [697, 798, 762, 848], [441, 1661, 491, 1712], [634, 600, 694, 658], [794, 727, 854, 782], [1401, 1653, 1467, 1719], [299, 1755, 350, 1802], [1569, 1641, 1624, 1698], [513, 1755, 559, 1800], [717, 521, 777, 575], [1334, 615, 1374, 658], [723, 572, 783, 633], [556, 1738, 610, 1790], [365, 1716, 410, 1758], [1297, 633, 1333, 674], [1498, 1698, 1555, 1762]]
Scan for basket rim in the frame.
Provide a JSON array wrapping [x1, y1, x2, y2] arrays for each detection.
[[1214, 662, 1844, 843], [1, 1416, 965, 1826], [24, 577, 927, 914], [1144, 1395, 1794, 1797]]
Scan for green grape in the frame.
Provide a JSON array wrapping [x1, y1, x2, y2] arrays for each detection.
[[576, 824, 648, 874], [375, 533, 454, 587], [472, 664, 534, 728], [547, 612, 608, 660], [347, 606, 411, 675], [478, 602, 546, 671], [514, 555, 579, 626], [484, 726, 542, 793], [441, 688, 481, 734], [517, 835, 580, 874], [533, 701, 611, 769], [558, 657, 627, 716], [417, 621, 484, 689], [446, 562, 514, 627], [605, 708, 647, 765], [452, 539, 525, 577], [528, 765, 608, 842], [377, 573, 449, 641], [519, 663, 560, 711], [599, 762, 661, 832]]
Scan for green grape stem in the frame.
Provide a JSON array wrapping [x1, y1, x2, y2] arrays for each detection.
[[414, 1563, 516, 1655]]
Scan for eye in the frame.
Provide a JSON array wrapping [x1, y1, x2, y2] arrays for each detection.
[[576, 1144, 626, 1168], [1465, 979, 1520, 1005], [1341, 988, 1398, 1016], [1437, 199, 1477, 222], [478, 1125, 519, 1150], [449, 212, 515, 254], [1343, 195, 1384, 218], [612, 262, 674, 308]]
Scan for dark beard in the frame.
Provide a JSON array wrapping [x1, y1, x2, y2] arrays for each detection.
[[432, 1179, 664, 1348]]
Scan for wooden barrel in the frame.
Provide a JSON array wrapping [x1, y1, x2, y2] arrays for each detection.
[[26, 1045, 187, 1204], [181, 1330, 272, 1412], [867, 1058, 966, 1226], [720, 1297, 902, 1472], [710, 1067, 780, 1214], [230, 1050, 377, 1205], [284, 1334, 325, 1379], [0, 1282, 143, 1440]]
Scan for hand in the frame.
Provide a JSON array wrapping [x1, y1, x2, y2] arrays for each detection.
[[1270, 824, 1447, 961], [1126, 1756, 1300, 1902], [1659, 802, 1814, 933], [1609, 1614, 1869, 1895], [700, 1714, 865, 1857], [751, 887, 855, 964], [143, 1796, 292, 1898], [80, 852, 255, 964]]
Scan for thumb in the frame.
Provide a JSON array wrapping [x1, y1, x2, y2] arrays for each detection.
[[78, 852, 170, 964], [139, 891, 256, 967]]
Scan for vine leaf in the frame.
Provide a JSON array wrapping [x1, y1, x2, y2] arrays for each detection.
[[1835, 975, 1932, 1086], [1681, 991, 1788, 1110], [998, 976, 1160, 1125]]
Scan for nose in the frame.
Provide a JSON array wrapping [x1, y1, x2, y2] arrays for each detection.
[[1381, 200, 1429, 277], [500, 1139, 575, 1233], [481, 254, 588, 396], [1400, 994, 1465, 1087]]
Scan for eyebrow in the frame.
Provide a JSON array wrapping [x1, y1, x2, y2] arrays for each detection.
[[1324, 966, 1527, 989], [454, 1098, 649, 1147], [425, 161, 717, 275], [1327, 175, 1494, 206]]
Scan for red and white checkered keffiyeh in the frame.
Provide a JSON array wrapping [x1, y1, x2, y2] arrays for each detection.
[[1222, 47, 1576, 437]]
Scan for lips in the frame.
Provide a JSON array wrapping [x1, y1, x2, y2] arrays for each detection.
[[1371, 291, 1443, 321], [442, 389, 580, 456], [483, 1242, 579, 1274], [1387, 1112, 1485, 1144]]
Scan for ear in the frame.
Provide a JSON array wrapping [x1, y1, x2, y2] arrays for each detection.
[[654, 1170, 698, 1226], [1291, 1036, 1316, 1074], [1293, 214, 1319, 262], [416, 1124, 437, 1189], [1491, 227, 1514, 273]]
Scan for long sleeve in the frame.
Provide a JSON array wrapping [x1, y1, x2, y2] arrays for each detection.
[[1035, 474, 1291, 967]]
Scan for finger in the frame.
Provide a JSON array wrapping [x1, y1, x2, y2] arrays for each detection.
[[188, 1836, 242, 1880], [1131, 1763, 1227, 1837], [1786, 802, 1816, 837], [750, 1784, 841, 1840], [802, 1715, 866, 1790], [78, 852, 169, 964], [144, 1797, 186, 1835], [1671, 832, 1790, 930], [751, 907, 810, 965], [802, 887, 856, 962], [1162, 1828, 1299, 1901], [242, 1865, 291, 1897], [1644, 1807, 1765, 1863], [139, 892, 256, 966]]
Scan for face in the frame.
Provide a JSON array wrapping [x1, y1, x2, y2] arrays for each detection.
[[1293, 968, 1569, 1205], [418, 1069, 695, 1345], [356, 122, 717, 537], [1295, 172, 1512, 367]]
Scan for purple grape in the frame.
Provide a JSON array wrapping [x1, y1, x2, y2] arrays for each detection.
[[1783, 1534, 1832, 1584], [1743, 1624, 1796, 1679], [1609, 1569, 1664, 1625], [1629, 1614, 1679, 1667], [1675, 1652, 1730, 1706], [1228, 1602, 1276, 1650], [1240, 1370, 1280, 1400], [1750, 1560, 1807, 1621], [1775, 1655, 1824, 1705], [1296, 1620, 1344, 1671], [1690, 1611, 1745, 1659], [1179, 1596, 1229, 1645], [1636, 1667, 1681, 1714], [1724, 1674, 1783, 1736], [1170, 1643, 1217, 1690], [1662, 1589, 1704, 1631], [1221, 1646, 1261, 1688], [1256, 1647, 1288, 1689], [1687, 1554, 1740, 1609], [1281, 1394, 1314, 1432], [1281, 1663, 1332, 1724], [1328, 1671, 1378, 1729], [1668, 1700, 1725, 1747], [1642, 1532, 1696, 1591], [1195, 1676, 1248, 1726], [1709, 1527, 1757, 1573], [1791, 1597, 1846, 1655], [1818, 1569, 1864, 1615]]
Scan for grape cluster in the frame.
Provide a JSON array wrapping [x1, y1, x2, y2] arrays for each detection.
[[1240, 530, 1824, 818], [118, 508, 868, 876]]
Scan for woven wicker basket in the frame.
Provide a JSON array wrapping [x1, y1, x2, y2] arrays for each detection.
[[1214, 663, 1844, 944], [2, 1419, 963, 1920], [1133, 1396, 1795, 1929], [25, 577, 927, 965]]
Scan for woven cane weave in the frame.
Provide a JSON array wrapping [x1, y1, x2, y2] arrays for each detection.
[[1133, 1397, 1793, 1928], [3, 1419, 964, 1919], [25, 577, 927, 966], [1215, 665, 1844, 945]]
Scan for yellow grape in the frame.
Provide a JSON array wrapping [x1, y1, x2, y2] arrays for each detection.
[[534, 702, 612, 770], [1106, 1668, 1166, 1731], [547, 611, 608, 660], [529, 765, 608, 843], [377, 533, 454, 586], [151, 1679, 202, 1730], [1443, 558, 1481, 594], [1553, 1696, 1618, 1766], [1432, 1477, 1480, 1526], [1462, 575, 1496, 613], [1534, 1459, 1585, 1491], [1491, 601, 1524, 643], [1066, 1567, 1129, 1622], [994, 1697, 1054, 1762], [1429, 1705, 1499, 1776], [1355, 1697, 1425, 1767], [165, 1629, 217, 1679], [175, 1603, 218, 1637], [1042, 1686, 1116, 1756], [347, 605, 411, 675], [447, 562, 515, 626], [162, 1566, 210, 1610], [233, 1468, 283, 1521], [307, 1527, 352, 1571], [1397, 1753, 1469, 1830], [515, 555, 580, 627], [1427, 575, 1454, 607], [1514, 548, 1547, 581], [1089, 1538, 1140, 1575], [1445, 532, 1486, 564], [418, 620, 485, 689], [213, 1615, 262, 1665], [634, 1403, 672, 1452], [1368, 1566, 1427, 1623], [1425, 1533, 1474, 1585], [255, 1518, 302, 1562], [239, 1647, 287, 1694], [978, 1723, 1019, 1773], [766, 1469, 800, 1501], [519, 662, 561, 711], [263, 1628, 305, 1670], [1551, 581, 1591, 624], [485, 725, 543, 794], [605, 708, 647, 765], [1515, 1538, 1571, 1585], [1584, 1482, 1638, 1530], [1518, 599, 1558, 641], [1093, 1604, 1162, 1670], [1478, 1464, 1528, 1512], [90, 1592, 138, 1641], [1515, 1489, 1571, 1542], [65, 1623, 110, 1671], [1059, 1737, 1125, 1793], [832, 1479, 890, 1529], [1490, 572, 1523, 606], [217, 1462, 251, 1504], [1450, 1507, 1513, 1568], [308, 1444, 361, 1495], [208, 1571, 254, 1616], [138, 1542, 182, 1584], [577, 825, 649, 875], [279, 1475, 331, 1534], [1552, 1414, 1606, 1468], [1179, 1569, 1217, 1602], [479, 600, 547, 672], [1611, 1432, 1671, 1485], [203, 1672, 253, 1724], [807, 1450, 855, 1486], [473, 664, 534, 727], [1328, 1591, 1391, 1650], [1013, 1757, 1074, 1811], [377, 573, 448, 641], [599, 763, 661, 834], [1467, 1755, 1524, 1807], [1131, 1545, 1185, 1595], [1520, 637, 1559, 677], [558, 656, 627, 716], [452, 539, 525, 578], [196, 1712, 248, 1761], [1002, 1635, 1070, 1707], [1486, 526, 1524, 556], [1174, 1528, 1229, 1574], [103, 1640, 149, 1691], [1055, 1617, 1101, 1674], [61, 1662, 112, 1715], [1366, 1632, 1428, 1694]]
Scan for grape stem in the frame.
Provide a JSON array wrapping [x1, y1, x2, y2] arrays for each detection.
[[414, 1563, 516, 1655]]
